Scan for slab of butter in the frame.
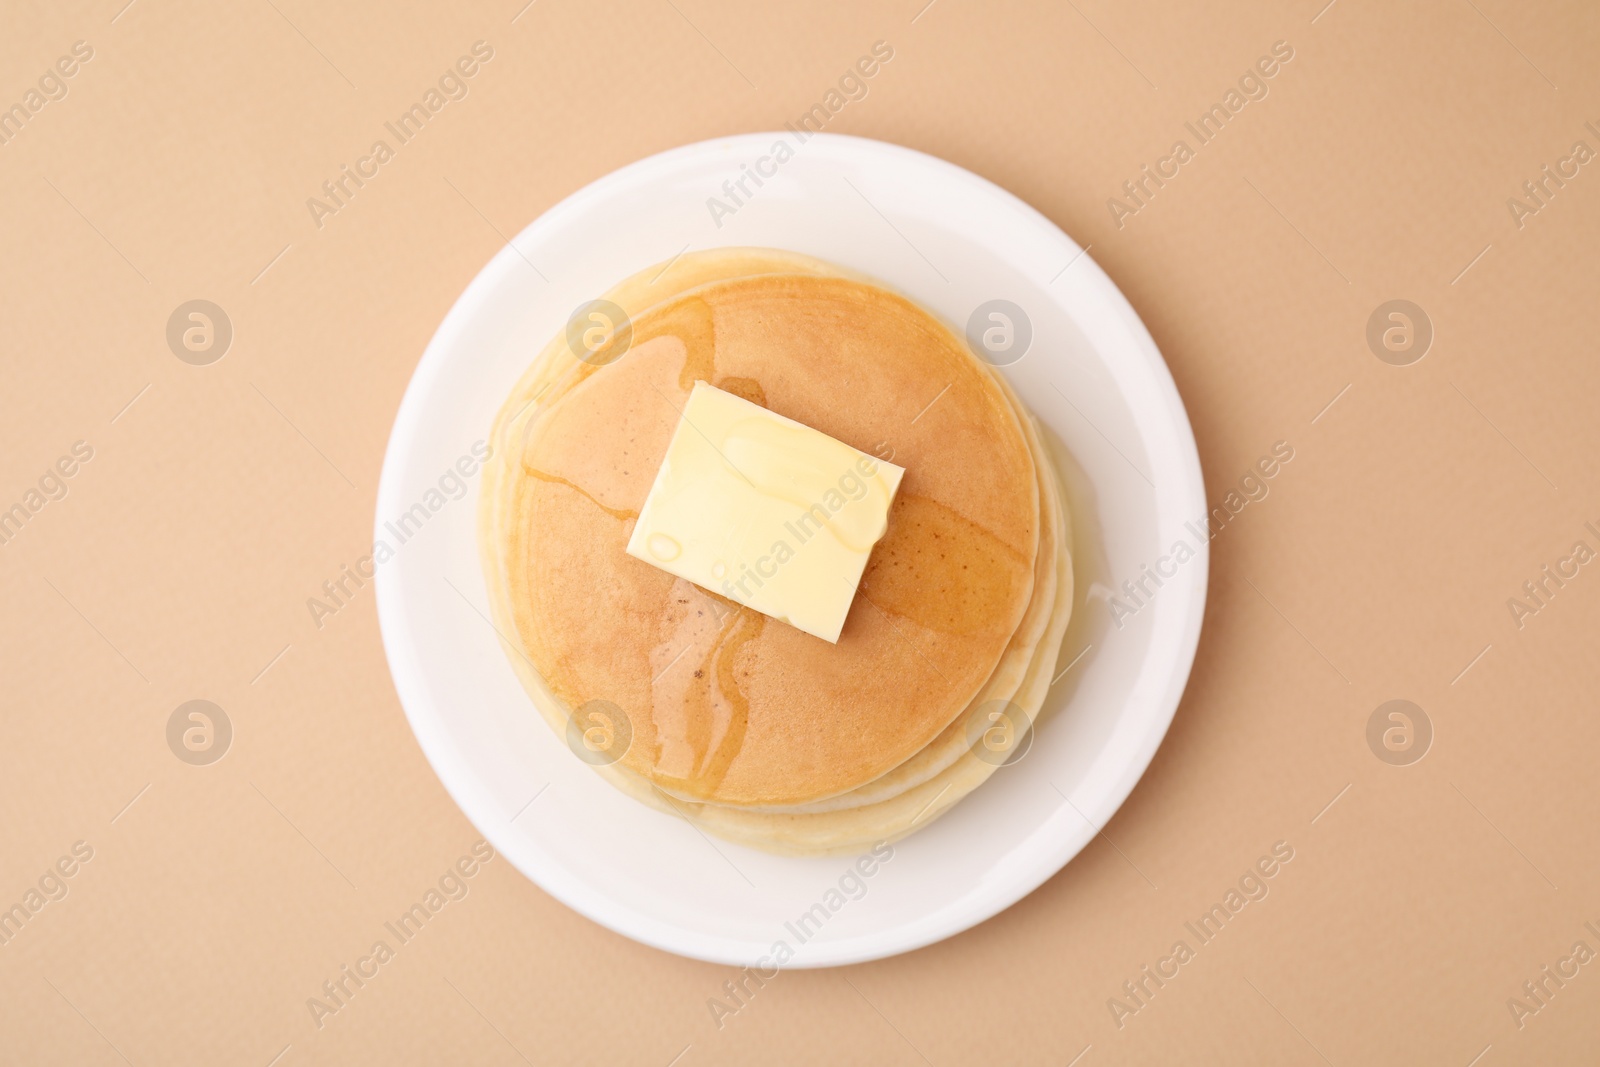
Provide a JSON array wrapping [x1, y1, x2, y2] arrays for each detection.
[[626, 381, 905, 643]]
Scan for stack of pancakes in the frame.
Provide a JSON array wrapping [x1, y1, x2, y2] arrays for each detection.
[[479, 249, 1074, 855]]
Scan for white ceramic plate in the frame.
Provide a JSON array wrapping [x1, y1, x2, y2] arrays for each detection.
[[375, 133, 1206, 967]]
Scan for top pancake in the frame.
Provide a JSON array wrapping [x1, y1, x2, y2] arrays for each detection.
[[495, 268, 1040, 807]]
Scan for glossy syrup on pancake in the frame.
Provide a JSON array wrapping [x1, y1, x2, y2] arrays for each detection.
[[500, 271, 1040, 807]]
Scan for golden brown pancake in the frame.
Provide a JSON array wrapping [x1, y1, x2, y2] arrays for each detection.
[[480, 249, 1076, 851], [485, 262, 1039, 808]]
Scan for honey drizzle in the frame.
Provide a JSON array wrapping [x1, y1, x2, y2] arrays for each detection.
[[521, 468, 639, 522], [651, 606, 764, 798]]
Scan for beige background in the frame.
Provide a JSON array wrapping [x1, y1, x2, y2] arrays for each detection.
[[3, 0, 1598, 1063]]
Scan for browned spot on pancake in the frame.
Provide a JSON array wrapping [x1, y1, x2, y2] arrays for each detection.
[[861, 493, 1031, 636], [714, 376, 766, 407]]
